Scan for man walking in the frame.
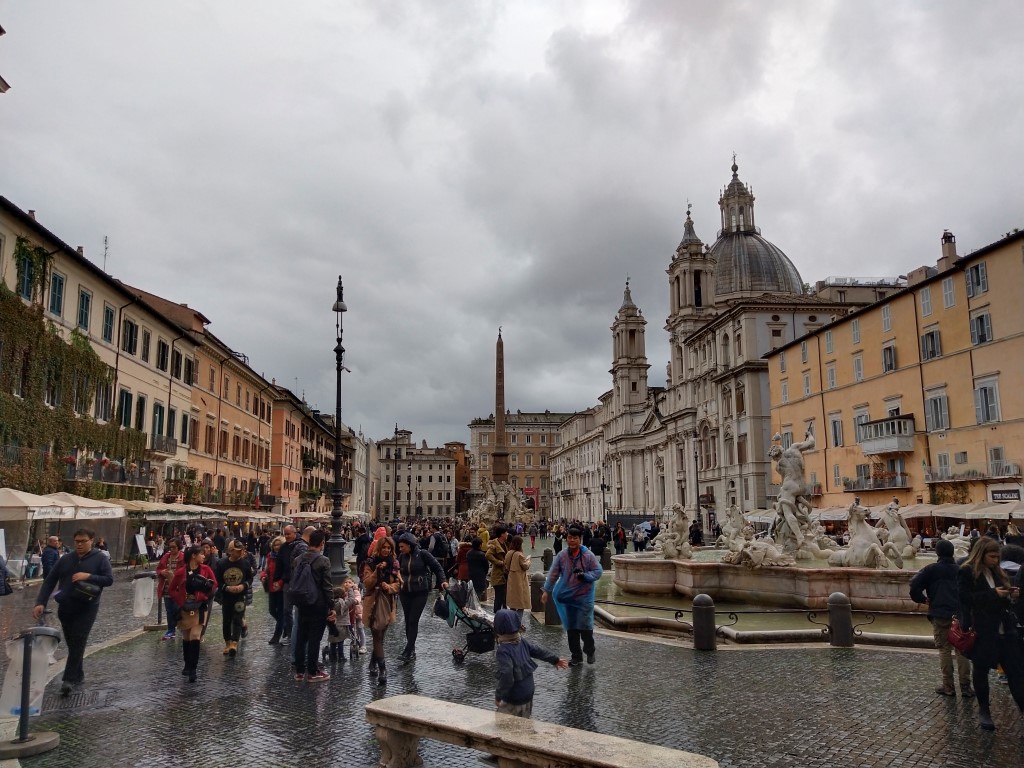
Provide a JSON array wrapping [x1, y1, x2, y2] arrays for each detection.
[[292, 530, 335, 682], [41, 536, 62, 579], [910, 538, 974, 697], [33, 528, 114, 695], [276, 525, 308, 644], [542, 525, 603, 666], [485, 526, 510, 612]]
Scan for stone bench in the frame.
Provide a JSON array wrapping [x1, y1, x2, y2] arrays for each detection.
[[364, 694, 719, 768]]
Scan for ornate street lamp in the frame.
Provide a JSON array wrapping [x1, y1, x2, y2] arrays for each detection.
[[327, 276, 349, 579]]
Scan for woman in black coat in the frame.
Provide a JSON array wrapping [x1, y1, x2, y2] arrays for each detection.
[[466, 537, 489, 602], [958, 537, 1024, 730]]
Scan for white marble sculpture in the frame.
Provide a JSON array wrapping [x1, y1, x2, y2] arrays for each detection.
[[875, 498, 920, 560], [716, 504, 747, 552], [941, 526, 971, 559], [828, 500, 904, 569], [721, 528, 796, 568], [768, 430, 816, 552], [652, 503, 693, 560]]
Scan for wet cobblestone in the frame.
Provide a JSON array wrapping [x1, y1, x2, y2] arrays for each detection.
[[2, 564, 1021, 768]]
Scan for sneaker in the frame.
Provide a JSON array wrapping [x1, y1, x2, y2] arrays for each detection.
[[294, 673, 305, 682], [935, 685, 956, 696], [307, 671, 330, 683], [586, 653, 596, 665], [397, 650, 416, 663], [162, 631, 176, 641], [568, 656, 584, 667], [59, 682, 73, 697], [997, 673, 1008, 684], [357, 646, 367, 655]]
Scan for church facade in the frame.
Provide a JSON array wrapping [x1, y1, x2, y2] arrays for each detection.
[[552, 162, 858, 526]]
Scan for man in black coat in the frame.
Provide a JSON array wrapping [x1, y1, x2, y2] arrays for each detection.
[[910, 539, 973, 697], [292, 530, 335, 681]]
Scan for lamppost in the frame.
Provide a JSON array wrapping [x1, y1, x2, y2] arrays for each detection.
[[407, 460, 413, 519], [327, 276, 349, 579], [692, 428, 701, 528], [392, 423, 399, 521], [600, 466, 610, 520]]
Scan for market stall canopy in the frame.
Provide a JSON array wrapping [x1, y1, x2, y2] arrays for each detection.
[[44, 492, 125, 519], [810, 506, 850, 521], [107, 498, 151, 513], [951, 501, 1023, 520], [0, 488, 75, 521], [897, 503, 936, 519], [744, 510, 775, 524], [291, 512, 327, 520]]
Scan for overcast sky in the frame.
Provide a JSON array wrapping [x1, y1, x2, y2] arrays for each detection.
[[3, 1, 1022, 448]]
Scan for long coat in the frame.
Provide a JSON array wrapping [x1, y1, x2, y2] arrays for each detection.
[[361, 557, 402, 629], [958, 565, 1017, 670], [504, 550, 531, 611]]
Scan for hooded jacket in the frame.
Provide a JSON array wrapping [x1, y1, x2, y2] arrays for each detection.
[[494, 609, 560, 705], [908, 541, 961, 619], [396, 532, 446, 594]]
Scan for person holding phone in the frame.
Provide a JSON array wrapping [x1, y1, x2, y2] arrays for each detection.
[[958, 537, 1024, 730]]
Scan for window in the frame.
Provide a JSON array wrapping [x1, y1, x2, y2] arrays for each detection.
[[121, 318, 138, 355], [49, 273, 65, 316], [830, 417, 844, 447], [920, 330, 941, 360], [779, 351, 786, 373], [44, 366, 60, 407], [780, 380, 789, 404], [141, 330, 151, 363], [853, 411, 870, 442], [965, 262, 988, 297], [920, 286, 932, 316], [800, 341, 808, 363], [94, 379, 112, 421], [236, 383, 241, 406], [781, 431, 793, 449], [152, 402, 165, 438], [208, 366, 215, 391], [102, 304, 115, 343], [168, 407, 176, 438], [942, 277, 955, 308], [825, 330, 833, 355], [481, 434, 489, 446], [510, 435, 517, 445], [826, 364, 837, 390], [118, 389, 133, 428], [955, 451, 968, 465], [134, 394, 147, 432], [171, 349, 183, 379], [856, 463, 871, 484], [851, 319, 860, 344], [525, 434, 532, 445], [156, 340, 169, 372], [833, 464, 841, 487], [853, 355, 863, 382], [881, 305, 892, 332], [936, 453, 950, 480], [77, 289, 91, 331], [721, 387, 732, 417], [802, 372, 811, 397], [18, 254, 33, 299], [974, 379, 1000, 424], [184, 356, 194, 384], [735, 384, 746, 415], [970, 312, 993, 345], [882, 345, 897, 373], [737, 434, 748, 464]]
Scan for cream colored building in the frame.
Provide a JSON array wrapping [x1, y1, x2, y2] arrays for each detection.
[[550, 408, 607, 521], [377, 430, 456, 518], [767, 229, 1024, 522], [0, 198, 197, 490]]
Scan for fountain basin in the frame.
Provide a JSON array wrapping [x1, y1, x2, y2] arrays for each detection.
[[612, 553, 927, 612]]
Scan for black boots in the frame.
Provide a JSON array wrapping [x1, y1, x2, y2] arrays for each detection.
[[368, 656, 379, 681], [978, 705, 995, 731], [377, 657, 387, 685], [182, 640, 200, 683], [268, 632, 281, 645]]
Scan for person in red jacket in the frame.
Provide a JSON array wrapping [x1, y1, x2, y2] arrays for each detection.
[[169, 545, 217, 683], [156, 538, 184, 640]]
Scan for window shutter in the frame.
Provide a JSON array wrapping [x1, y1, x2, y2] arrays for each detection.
[[940, 396, 949, 430], [970, 318, 978, 345], [966, 272, 974, 298], [974, 388, 984, 424], [925, 401, 935, 432], [934, 333, 941, 357], [979, 263, 988, 292], [983, 314, 992, 342]]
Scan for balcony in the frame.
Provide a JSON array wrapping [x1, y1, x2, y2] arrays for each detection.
[[843, 473, 910, 492], [857, 416, 915, 456], [924, 462, 1022, 483], [149, 434, 178, 456]]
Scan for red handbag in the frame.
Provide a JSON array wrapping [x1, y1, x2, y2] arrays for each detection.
[[947, 616, 976, 655]]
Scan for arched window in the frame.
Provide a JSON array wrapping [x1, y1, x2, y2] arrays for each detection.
[[735, 383, 746, 415], [734, 332, 742, 357], [721, 335, 731, 365]]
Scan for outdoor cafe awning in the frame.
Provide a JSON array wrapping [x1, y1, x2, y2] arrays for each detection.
[[45, 492, 125, 519], [0, 487, 75, 521]]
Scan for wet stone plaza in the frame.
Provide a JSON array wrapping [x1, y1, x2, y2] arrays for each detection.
[[2, 574, 1022, 768]]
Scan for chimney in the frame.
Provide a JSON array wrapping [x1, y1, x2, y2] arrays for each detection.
[[27, 210, 36, 220], [76, 246, 84, 256], [937, 230, 957, 271]]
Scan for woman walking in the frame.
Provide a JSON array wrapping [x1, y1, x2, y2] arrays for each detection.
[[613, 523, 628, 556], [504, 535, 532, 621], [395, 532, 447, 663], [169, 545, 217, 683], [156, 538, 184, 640], [262, 535, 286, 644], [958, 537, 1024, 730], [361, 536, 402, 685]]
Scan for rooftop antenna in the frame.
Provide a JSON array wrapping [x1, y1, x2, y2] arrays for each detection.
[[103, 236, 109, 272]]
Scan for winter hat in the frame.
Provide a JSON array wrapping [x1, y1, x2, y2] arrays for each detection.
[[493, 609, 522, 636], [935, 539, 955, 559]]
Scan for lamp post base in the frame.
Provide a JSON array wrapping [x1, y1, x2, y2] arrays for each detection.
[[326, 533, 350, 581]]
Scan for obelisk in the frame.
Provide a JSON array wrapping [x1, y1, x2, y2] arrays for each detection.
[[491, 328, 510, 483]]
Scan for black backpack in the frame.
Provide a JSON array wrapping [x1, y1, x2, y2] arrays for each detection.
[[430, 532, 448, 560], [286, 554, 320, 606]]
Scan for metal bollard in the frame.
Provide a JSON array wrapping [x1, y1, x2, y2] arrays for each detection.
[[529, 572, 546, 613], [828, 592, 855, 647], [541, 548, 553, 572], [691, 593, 717, 651], [0, 627, 61, 759]]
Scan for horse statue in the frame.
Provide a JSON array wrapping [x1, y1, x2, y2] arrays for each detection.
[[829, 500, 904, 569], [875, 499, 919, 560]]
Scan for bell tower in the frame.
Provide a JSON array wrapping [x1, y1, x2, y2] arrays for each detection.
[[665, 203, 713, 388], [610, 280, 649, 416]]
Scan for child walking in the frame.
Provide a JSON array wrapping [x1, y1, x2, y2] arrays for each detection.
[[346, 577, 367, 655], [323, 578, 365, 662], [493, 609, 567, 718]]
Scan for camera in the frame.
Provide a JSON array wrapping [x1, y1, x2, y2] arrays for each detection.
[[572, 567, 585, 578]]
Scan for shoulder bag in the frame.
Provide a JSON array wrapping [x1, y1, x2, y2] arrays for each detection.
[[947, 616, 976, 655]]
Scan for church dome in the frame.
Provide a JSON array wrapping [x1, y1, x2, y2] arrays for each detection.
[[708, 159, 803, 298]]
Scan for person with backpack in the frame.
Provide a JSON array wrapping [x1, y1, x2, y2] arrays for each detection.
[[32, 528, 114, 695], [289, 529, 336, 682], [395, 532, 448, 663]]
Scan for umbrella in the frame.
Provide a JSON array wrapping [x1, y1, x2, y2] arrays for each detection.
[[635, 520, 652, 531]]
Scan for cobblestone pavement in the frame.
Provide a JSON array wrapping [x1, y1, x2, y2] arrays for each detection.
[[5, 558, 1023, 768]]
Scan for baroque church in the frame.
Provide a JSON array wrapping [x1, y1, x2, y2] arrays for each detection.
[[553, 161, 857, 526]]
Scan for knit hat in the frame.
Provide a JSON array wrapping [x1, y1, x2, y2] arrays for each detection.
[[493, 609, 522, 636], [935, 539, 954, 558]]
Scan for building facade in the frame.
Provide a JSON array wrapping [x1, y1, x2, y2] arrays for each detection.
[[767, 229, 1024, 518], [376, 429, 456, 518]]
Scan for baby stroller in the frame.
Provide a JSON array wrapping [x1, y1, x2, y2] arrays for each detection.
[[439, 580, 494, 663]]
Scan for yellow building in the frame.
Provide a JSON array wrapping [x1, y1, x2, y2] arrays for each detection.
[[767, 229, 1024, 528]]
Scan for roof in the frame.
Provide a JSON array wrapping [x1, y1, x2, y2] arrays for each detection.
[[709, 231, 804, 297]]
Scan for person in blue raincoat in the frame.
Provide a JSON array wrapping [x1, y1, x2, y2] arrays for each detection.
[[541, 525, 603, 666]]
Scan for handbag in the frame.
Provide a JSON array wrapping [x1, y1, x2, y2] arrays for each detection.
[[370, 588, 392, 631], [72, 581, 102, 602], [182, 596, 203, 613], [948, 616, 976, 655]]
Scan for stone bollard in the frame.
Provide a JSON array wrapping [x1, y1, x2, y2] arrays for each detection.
[[530, 572, 546, 613], [600, 548, 612, 571], [691, 593, 716, 651], [542, 548, 554, 572], [828, 592, 855, 647], [543, 587, 561, 626]]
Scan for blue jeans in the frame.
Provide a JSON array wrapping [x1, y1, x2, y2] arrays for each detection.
[[164, 596, 179, 634]]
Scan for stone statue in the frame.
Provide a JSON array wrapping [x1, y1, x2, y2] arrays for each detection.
[[875, 498, 919, 560], [768, 430, 816, 550], [716, 504, 747, 553], [828, 500, 904, 569], [721, 531, 796, 568], [651, 503, 692, 560], [940, 526, 971, 559]]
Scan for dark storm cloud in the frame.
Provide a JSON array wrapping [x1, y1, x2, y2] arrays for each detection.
[[2, 1, 1022, 447]]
